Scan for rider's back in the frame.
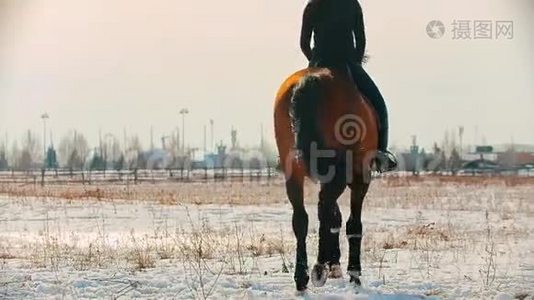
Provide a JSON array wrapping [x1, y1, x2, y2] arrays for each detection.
[[311, 0, 358, 65]]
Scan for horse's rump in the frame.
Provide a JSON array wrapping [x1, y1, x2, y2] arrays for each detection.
[[274, 67, 378, 180]]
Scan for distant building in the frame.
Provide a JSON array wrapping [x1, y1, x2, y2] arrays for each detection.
[[461, 159, 500, 172], [458, 144, 534, 174], [142, 149, 172, 170], [461, 152, 498, 162], [497, 150, 534, 168]]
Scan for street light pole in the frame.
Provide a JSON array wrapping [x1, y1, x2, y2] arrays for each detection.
[[209, 119, 214, 153], [179, 108, 189, 154], [41, 113, 49, 164]]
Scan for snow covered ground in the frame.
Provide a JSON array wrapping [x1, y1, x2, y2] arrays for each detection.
[[0, 178, 533, 299]]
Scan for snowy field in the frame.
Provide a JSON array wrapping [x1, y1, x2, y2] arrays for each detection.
[[0, 177, 533, 299]]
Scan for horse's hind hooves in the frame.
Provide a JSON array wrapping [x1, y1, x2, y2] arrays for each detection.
[[328, 264, 344, 279], [348, 270, 362, 286], [311, 263, 328, 287], [295, 273, 309, 291], [296, 285, 308, 292], [350, 276, 361, 286]]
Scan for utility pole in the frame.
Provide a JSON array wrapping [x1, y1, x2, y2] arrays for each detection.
[[3, 132, 8, 154], [179, 126, 182, 155], [231, 127, 237, 150], [161, 135, 170, 150], [41, 113, 49, 162], [458, 126, 464, 153], [179, 108, 189, 154], [260, 123, 264, 150], [150, 126, 154, 151], [123, 128, 127, 153], [99, 128, 103, 156], [0, 131, 4, 156], [474, 125, 479, 147], [210, 119, 214, 153], [203, 124, 207, 152]]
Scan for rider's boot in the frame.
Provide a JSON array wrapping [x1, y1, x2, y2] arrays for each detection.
[[375, 127, 398, 173], [375, 150, 398, 173]]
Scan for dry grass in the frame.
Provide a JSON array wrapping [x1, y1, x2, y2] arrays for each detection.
[[382, 174, 534, 187], [9, 209, 294, 279], [407, 222, 451, 242], [1, 175, 533, 207]]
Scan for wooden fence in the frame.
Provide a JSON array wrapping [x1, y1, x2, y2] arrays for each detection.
[[0, 167, 280, 186]]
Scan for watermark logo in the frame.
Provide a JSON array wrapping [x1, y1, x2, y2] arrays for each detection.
[[426, 19, 514, 40], [473, 20, 493, 39], [451, 20, 472, 39], [495, 21, 514, 39], [335, 114, 367, 145], [426, 20, 445, 39]]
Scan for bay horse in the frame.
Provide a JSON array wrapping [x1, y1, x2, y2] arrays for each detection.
[[274, 67, 379, 291]]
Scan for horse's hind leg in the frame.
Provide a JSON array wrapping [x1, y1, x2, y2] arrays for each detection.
[[346, 175, 370, 286], [286, 176, 309, 291], [311, 169, 346, 287], [327, 202, 344, 278]]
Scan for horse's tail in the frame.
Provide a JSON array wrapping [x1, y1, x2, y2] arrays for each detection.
[[290, 74, 325, 173]]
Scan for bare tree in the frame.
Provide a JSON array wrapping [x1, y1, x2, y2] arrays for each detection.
[[125, 135, 145, 170], [102, 134, 122, 168], [441, 130, 451, 161], [0, 146, 8, 171], [166, 134, 180, 168], [9, 141, 19, 170], [17, 130, 41, 171], [449, 147, 462, 174], [259, 140, 278, 167], [58, 130, 90, 170]]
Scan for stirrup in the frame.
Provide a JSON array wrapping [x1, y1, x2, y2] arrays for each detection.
[[374, 150, 398, 173]]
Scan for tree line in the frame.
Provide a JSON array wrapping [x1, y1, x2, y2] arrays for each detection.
[[0, 130, 163, 172], [0, 129, 278, 173]]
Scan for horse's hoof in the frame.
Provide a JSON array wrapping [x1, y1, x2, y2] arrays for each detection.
[[328, 264, 343, 279], [296, 283, 308, 292], [295, 272, 309, 291], [350, 276, 361, 286], [348, 270, 361, 286], [295, 276, 310, 292], [311, 263, 328, 287]]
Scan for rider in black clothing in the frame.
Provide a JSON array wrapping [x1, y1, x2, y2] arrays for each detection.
[[300, 0, 397, 172]]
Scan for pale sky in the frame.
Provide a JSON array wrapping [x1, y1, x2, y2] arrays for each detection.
[[0, 0, 533, 151]]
